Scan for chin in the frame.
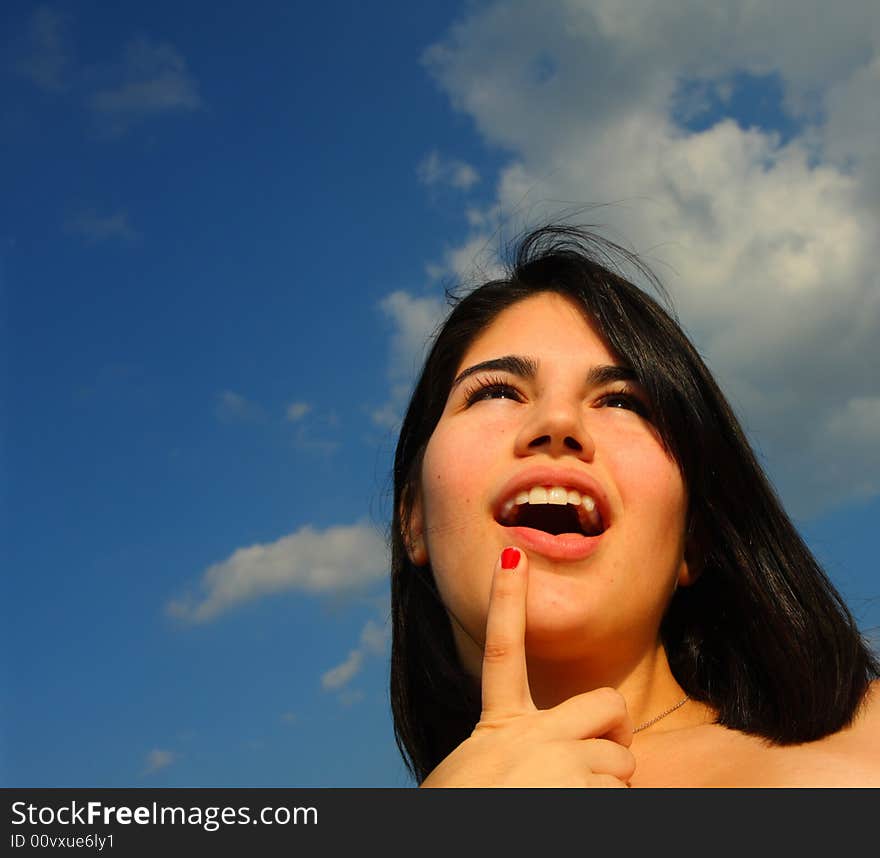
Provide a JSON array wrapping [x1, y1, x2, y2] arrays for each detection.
[[524, 602, 602, 651]]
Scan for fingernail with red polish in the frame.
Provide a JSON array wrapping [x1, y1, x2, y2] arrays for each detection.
[[501, 547, 520, 569]]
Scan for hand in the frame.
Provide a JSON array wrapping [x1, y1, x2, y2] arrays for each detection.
[[420, 547, 636, 788]]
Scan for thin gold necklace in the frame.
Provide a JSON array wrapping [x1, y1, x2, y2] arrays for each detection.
[[632, 695, 690, 733]]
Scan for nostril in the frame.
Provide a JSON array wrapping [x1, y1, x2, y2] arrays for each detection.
[[528, 434, 552, 449], [527, 434, 584, 452]]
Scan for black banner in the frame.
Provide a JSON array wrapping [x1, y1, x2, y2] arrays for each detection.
[[2, 787, 874, 854]]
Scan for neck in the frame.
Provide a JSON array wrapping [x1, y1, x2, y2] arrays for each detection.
[[526, 642, 687, 727]]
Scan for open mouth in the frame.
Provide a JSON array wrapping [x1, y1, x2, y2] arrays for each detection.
[[495, 486, 606, 537]]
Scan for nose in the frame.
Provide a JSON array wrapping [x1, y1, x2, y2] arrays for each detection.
[[514, 397, 596, 460]]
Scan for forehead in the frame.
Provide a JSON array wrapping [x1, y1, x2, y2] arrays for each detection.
[[457, 292, 614, 371]]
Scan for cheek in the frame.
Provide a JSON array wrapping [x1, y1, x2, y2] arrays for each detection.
[[419, 425, 491, 543], [419, 433, 498, 645], [611, 444, 688, 550], [420, 451, 473, 544]]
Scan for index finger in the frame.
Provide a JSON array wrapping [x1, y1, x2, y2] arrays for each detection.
[[480, 546, 534, 716]]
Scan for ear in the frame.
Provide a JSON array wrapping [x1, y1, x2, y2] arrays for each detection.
[[676, 518, 703, 589], [676, 556, 700, 589], [401, 490, 429, 567]]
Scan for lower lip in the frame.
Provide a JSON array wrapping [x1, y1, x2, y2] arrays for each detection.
[[504, 526, 606, 562]]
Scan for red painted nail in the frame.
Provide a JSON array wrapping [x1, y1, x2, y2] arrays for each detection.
[[501, 547, 520, 569]]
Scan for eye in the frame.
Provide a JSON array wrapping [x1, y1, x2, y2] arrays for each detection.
[[598, 388, 652, 418], [462, 375, 523, 406]]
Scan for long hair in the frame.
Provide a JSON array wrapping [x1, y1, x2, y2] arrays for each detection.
[[389, 224, 879, 784]]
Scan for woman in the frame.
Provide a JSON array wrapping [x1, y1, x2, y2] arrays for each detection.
[[390, 225, 880, 787]]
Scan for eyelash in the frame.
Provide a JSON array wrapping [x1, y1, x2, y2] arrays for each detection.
[[601, 389, 652, 418], [462, 376, 651, 417], [462, 375, 521, 405]]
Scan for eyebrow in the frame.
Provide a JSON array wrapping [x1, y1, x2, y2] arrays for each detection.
[[450, 355, 639, 392]]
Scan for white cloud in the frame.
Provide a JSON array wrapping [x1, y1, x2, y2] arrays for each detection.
[[167, 522, 388, 623], [89, 36, 202, 134], [287, 405, 340, 454], [809, 397, 880, 508], [824, 397, 880, 450], [16, 12, 202, 136], [16, 6, 71, 91], [321, 650, 364, 690], [64, 209, 139, 244], [359, 618, 390, 655], [143, 748, 175, 775], [821, 52, 880, 205], [337, 689, 365, 707], [445, 232, 508, 284], [215, 390, 266, 424], [320, 618, 390, 696], [421, 0, 880, 520], [285, 401, 312, 422], [381, 291, 447, 378], [371, 291, 447, 429], [370, 399, 405, 431], [418, 150, 480, 189]]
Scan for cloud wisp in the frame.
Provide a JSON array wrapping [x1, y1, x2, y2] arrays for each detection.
[[142, 748, 175, 776], [321, 619, 390, 697], [89, 36, 203, 136], [418, 150, 480, 190], [168, 522, 388, 623], [15, 6, 72, 92], [64, 209, 140, 245], [15, 9, 202, 137], [371, 290, 446, 430], [285, 401, 312, 423], [215, 390, 268, 425]]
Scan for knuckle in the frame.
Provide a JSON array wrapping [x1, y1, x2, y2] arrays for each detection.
[[585, 738, 636, 780], [595, 686, 627, 715], [616, 747, 637, 780], [593, 773, 628, 789], [490, 580, 519, 602], [474, 712, 526, 733], [482, 641, 513, 663]]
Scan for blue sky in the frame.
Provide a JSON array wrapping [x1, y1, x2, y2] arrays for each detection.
[[3, 1, 878, 787]]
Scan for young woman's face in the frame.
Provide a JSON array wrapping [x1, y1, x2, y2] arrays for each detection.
[[411, 292, 693, 676]]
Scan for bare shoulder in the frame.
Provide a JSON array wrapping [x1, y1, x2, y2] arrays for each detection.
[[631, 681, 880, 787], [725, 679, 880, 787], [825, 678, 880, 757], [768, 678, 880, 787], [854, 677, 880, 728], [828, 677, 880, 759]]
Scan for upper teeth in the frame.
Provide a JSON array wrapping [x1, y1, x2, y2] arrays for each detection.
[[500, 485, 603, 532]]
